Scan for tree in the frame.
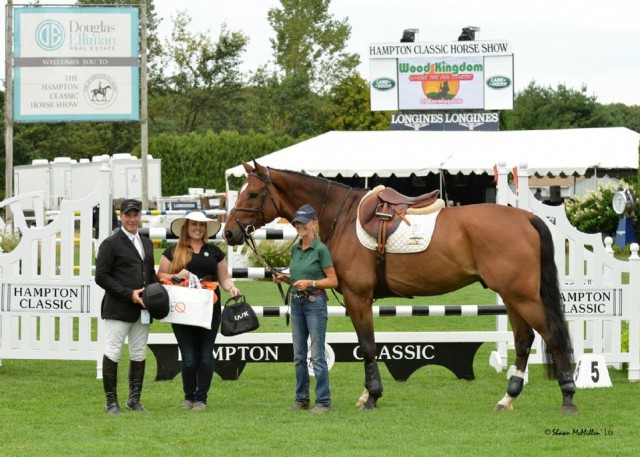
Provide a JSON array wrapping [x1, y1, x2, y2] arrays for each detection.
[[501, 81, 614, 130], [152, 11, 248, 134], [267, 0, 360, 94], [75, 0, 164, 88], [603, 103, 640, 134], [328, 74, 389, 131], [244, 68, 332, 137], [252, 0, 361, 136]]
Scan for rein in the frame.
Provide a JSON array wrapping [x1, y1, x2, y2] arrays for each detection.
[[322, 185, 353, 244], [230, 169, 296, 321], [243, 232, 294, 324], [232, 166, 351, 310]]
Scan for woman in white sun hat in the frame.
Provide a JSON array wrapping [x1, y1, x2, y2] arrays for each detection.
[[157, 211, 240, 411]]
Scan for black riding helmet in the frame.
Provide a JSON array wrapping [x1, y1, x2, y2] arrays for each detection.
[[142, 283, 170, 319]]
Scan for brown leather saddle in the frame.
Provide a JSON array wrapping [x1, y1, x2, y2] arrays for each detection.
[[359, 187, 440, 254]]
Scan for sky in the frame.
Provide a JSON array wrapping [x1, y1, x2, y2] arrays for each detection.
[[3, 0, 640, 106]]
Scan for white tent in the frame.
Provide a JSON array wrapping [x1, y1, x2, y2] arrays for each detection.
[[225, 127, 639, 183]]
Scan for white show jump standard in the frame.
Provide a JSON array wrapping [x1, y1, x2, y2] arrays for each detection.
[[497, 164, 640, 381], [0, 167, 112, 372]]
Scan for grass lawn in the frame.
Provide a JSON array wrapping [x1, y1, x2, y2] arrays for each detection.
[[1, 281, 638, 456]]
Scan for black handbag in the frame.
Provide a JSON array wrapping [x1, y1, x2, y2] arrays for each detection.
[[221, 295, 260, 336]]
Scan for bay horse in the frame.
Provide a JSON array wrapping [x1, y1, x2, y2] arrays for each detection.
[[224, 161, 578, 414]]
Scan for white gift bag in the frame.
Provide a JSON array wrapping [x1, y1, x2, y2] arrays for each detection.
[[158, 285, 214, 329]]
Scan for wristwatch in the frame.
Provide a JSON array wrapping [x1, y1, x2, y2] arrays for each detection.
[[312, 280, 316, 288]]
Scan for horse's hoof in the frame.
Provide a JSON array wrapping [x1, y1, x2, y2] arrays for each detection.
[[561, 405, 579, 415], [359, 403, 377, 411], [355, 389, 369, 408], [493, 403, 513, 412], [359, 396, 378, 410]]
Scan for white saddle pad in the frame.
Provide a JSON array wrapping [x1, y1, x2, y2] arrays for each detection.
[[356, 210, 441, 253]]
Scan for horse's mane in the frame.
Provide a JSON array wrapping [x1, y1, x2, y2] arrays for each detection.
[[269, 166, 369, 193]]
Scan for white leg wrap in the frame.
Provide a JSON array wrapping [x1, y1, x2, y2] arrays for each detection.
[[355, 389, 369, 407], [496, 393, 517, 410]]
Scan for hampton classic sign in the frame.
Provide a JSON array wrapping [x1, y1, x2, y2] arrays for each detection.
[[13, 6, 139, 122], [560, 288, 623, 317], [1, 283, 92, 313], [369, 40, 513, 112]]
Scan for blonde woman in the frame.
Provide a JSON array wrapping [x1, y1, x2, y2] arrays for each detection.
[[273, 204, 338, 413], [157, 212, 240, 411]]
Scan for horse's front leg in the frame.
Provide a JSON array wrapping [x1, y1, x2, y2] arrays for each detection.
[[345, 292, 382, 409]]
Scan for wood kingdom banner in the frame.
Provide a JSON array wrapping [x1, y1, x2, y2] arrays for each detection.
[[13, 6, 139, 122], [369, 40, 513, 112]]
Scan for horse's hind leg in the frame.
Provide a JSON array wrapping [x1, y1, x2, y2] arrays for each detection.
[[529, 215, 578, 414], [503, 303, 578, 414], [541, 329, 578, 414], [517, 307, 578, 414], [494, 311, 534, 411]]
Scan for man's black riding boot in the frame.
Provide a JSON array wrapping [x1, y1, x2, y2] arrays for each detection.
[[102, 356, 122, 414], [126, 360, 146, 412]]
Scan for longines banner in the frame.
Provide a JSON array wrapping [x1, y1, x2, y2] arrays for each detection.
[[369, 40, 513, 112], [390, 112, 499, 131], [13, 6, 139, 122]]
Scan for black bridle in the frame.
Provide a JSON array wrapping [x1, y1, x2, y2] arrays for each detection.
[[230, 167, 354, 255], [228, 168, 281, 239], [229, 168, 295, 273], [230, 166, 350, 308]]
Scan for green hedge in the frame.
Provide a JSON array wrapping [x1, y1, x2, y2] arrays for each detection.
[[140, 130, 305, 196]]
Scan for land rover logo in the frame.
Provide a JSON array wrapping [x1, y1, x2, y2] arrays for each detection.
[[372, 77, 396, 91], [486, 76, 511, 89]]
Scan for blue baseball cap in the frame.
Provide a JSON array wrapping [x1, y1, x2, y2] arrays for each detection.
[[291, 204, 318, 225]]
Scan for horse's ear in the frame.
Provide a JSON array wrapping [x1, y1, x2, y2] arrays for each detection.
[[242, 161, 255, 174], [253, 161, 267, 177]]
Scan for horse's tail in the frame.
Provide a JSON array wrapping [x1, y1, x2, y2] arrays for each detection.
[[530, 215, 574, 379]]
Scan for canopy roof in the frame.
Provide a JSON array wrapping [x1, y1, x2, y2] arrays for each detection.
[[225, 127, 639, 179]]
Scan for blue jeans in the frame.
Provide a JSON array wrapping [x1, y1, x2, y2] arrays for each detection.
[[172, 309, 221, 404], [291, 293, 331, 406]]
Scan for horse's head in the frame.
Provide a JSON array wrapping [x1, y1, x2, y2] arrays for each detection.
[[224, 161, 281, 245]]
